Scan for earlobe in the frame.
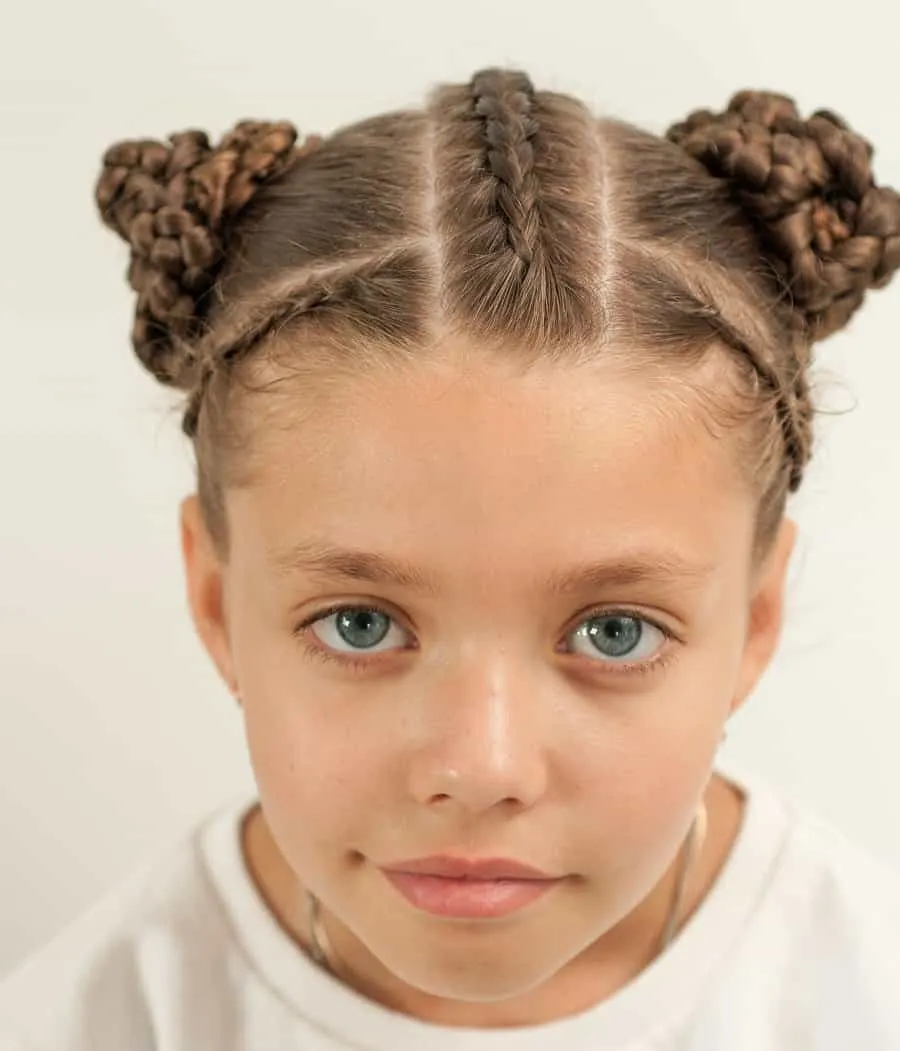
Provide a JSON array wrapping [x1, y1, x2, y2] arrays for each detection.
[[179, 495, 239, 697]]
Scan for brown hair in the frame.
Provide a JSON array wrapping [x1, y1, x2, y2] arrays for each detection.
[[94, 69, 900, 569]]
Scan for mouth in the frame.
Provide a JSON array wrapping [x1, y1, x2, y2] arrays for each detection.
[[379, 856, 566, 919]]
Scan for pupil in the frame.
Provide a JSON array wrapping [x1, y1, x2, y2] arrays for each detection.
[[337, 609, 390, 649], [588, 616, 641, 658]]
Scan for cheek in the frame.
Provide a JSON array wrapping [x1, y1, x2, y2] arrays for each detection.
[[562, 742, 712, 915], [563, 661, 733, 865], [568, 733, 708, 842], [245, 703, 367, 801], [232, 618, 355, 798], [241, 683, 388, 862]]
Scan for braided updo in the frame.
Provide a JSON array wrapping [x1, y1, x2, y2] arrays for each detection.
[[95, 121, 321, 388], [95, 70, 900, 560], [666, 91, 900, 342]]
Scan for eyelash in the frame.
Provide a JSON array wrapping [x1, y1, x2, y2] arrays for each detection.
[[291, 603, 679, 680]]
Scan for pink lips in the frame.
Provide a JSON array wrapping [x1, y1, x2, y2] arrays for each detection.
[[381, 855, 565, 919]]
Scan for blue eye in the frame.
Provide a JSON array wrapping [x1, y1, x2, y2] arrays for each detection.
[[296, 606, 405, 665], [568, 613, 667, 664], [294, 604, 675, 677], [329, 607, 394, 650]]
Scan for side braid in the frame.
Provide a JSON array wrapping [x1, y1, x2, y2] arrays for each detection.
[[181, 244, 423, 438]]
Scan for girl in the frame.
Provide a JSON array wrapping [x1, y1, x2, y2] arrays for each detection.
[[2, 67, 899, 1050]]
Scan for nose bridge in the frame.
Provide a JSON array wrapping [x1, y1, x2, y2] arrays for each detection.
[[406, 646, 550, 812]]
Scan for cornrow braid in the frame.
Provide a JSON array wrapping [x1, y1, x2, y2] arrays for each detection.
[[470, 68, 542, 266], [95, 120, 321, 388]]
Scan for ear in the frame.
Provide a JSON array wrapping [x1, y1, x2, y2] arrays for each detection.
[[729, 516, 798, 717], [179, 495, 239, 700]]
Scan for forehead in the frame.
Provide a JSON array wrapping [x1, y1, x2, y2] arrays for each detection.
[[227, 347, 755, 582]]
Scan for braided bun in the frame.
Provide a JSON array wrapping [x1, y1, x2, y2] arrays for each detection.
[[95, 121, 320, 387], [667, 91, 900, 342]]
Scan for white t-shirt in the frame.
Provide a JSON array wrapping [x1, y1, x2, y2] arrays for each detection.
[[2, 762, 899, 1051]]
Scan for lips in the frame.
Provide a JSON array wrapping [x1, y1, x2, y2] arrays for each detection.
[[379, 855, 565, 918]]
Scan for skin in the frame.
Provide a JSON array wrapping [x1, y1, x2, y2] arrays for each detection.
[[180, 339, 796, 1028]]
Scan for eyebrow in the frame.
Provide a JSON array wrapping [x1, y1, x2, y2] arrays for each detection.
[[269, 540, 715, 595]]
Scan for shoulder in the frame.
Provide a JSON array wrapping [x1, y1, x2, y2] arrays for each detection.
[[795, 811, 900, 998], [777, 792, 900, 929], [0, 800, 241, 1051], [735, 764, 900, 951], [725, 762, 900, 925], [712, 768, 900, 1044]]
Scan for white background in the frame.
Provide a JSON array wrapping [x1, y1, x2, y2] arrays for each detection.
[[2, 0, 899, 979]]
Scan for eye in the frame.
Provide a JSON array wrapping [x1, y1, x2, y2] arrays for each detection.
[[295, 604, 676, 677], [564, 612, 668, 665], [305, 606, 406, 657]]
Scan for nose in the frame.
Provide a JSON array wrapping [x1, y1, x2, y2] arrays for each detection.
[[405, 655, 550, 814]]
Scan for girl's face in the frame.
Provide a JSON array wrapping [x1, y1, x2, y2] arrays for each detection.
[[182, 342, 794, 1013]]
